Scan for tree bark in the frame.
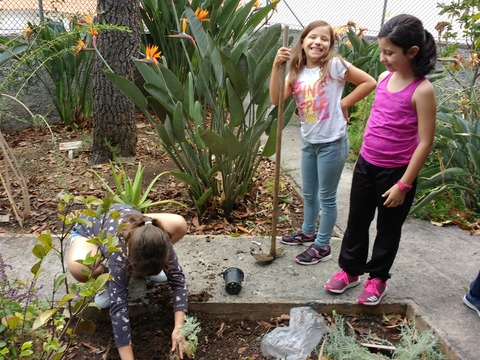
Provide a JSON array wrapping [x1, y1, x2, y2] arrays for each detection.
[[91, 0, 140, 164]]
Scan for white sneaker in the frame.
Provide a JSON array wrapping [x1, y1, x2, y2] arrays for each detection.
[[94, 286, 110, 309], [146, 270, 167, 283]]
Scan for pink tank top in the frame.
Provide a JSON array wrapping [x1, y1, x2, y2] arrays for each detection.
[[360, 72, 426, 168]]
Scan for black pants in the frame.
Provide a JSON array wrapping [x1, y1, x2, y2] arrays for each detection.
[[338, 155, 416, 281]]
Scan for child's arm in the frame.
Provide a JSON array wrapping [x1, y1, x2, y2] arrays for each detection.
[[341, 65, 377, 120], [399, 80, 436, 185], [118, 345, 134, 360], [171, 311, 187, 358], [270, 47, 293, 105], [382, 79, 436, 207]]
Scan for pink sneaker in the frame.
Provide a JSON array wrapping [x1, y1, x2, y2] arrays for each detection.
[[357, 278, 388, 305], [325, 270, 361, 294]]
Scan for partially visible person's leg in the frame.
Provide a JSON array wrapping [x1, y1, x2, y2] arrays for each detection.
[[464, 271, 480, 317], [67, 234, 106, 282], [470, 271, 480, 297], [294, 135, 349, 265], [365, 166, 415, 281], [338, 155, 378, 276], [147, 213, 187, 244], [314, 134, 349, 248], [300, 139, 320, 236]]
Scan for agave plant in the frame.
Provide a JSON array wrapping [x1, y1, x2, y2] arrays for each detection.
[[93, 162, 187, 213]]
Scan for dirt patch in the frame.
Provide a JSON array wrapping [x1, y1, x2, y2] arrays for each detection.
[[0, 113, 304, 236], [66, 286, 405, 360]]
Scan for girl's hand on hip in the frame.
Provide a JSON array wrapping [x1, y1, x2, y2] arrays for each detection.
[[382, 185, 406, 208]]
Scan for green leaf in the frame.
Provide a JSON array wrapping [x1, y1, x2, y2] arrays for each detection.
[[144, 83, 176, 114], [194, 187, 213, 209], [263, 119, 278, 158], [103, 70, 147, 110], [186, 7, 209, 58], [155, 123, 174, 147], [172, 102, 186, 142], [54, 273, 68, 291], [199, 129, 229, 157], [136, 61, 164, 89], [250, 23, 281, 63], [32, 244, 46, 259], [225, 127, 242, 160], [32, 309, 58, 331], [170, 171, 198, 187], [159, 66, 184, 101], [226, 79, 244, 127], [0, 44, 28, 66], [58, 293, 75, 307]]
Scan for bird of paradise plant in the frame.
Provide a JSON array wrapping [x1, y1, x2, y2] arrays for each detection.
[[0, 14, 126, 128], [103, 3, 295, 216]]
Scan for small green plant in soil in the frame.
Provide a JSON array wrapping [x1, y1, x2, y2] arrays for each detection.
[[318, 312, 447, 359], [170, 315, 201, 359]]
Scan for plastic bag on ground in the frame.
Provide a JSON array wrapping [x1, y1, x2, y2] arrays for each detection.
[[260, 306, 326, 360]]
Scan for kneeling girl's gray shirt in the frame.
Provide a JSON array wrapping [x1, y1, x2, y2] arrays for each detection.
[[72, 204, 188, 347]]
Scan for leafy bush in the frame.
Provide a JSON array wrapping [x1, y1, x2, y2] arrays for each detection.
[[104, 3, 295, 217], [140, 0, 278, 84], [334, 22, 385, 109], [0, 195, 121, 359], [0, 15, 127, 128]]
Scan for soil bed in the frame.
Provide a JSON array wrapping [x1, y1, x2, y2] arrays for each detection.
[[67, 289, 405, 360]]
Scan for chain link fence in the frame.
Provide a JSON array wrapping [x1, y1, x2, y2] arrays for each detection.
[[0, 0, 466, 42], [266, 0, 451, 37]]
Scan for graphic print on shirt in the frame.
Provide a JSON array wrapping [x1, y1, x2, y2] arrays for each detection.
[[293, 76, 330, 124]]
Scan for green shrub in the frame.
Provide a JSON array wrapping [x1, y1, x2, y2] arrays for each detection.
[[103, 3, 295, 217]]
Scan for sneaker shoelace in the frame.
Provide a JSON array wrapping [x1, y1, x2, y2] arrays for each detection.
[[364, 279, 381, 296], [332, 270, 349, 283]]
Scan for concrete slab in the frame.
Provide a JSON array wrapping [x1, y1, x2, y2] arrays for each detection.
[[1, 123, 480, 359]]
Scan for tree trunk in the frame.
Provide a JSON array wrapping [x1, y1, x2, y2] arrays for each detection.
[[91, 0, 140, 164]]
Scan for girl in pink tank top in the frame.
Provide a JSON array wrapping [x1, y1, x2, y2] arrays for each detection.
[[325, 14, 437, 306]]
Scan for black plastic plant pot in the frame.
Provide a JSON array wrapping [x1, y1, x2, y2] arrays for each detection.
[[223, 267, 244, 295]]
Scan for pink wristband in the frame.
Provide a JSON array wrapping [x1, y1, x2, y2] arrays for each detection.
[[397, 180, 413, 192]]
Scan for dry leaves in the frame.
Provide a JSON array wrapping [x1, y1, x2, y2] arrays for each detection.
[[1, 118, 304, 238]]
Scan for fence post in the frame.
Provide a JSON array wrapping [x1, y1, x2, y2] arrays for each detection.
[[380, 0, 388, 27], [38, 0, 45, 21]]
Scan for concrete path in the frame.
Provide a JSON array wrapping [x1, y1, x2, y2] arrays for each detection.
[[1, 124, 479, 359]]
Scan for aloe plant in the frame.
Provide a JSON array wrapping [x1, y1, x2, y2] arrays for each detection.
[[104, 7, 295, 217], [93, 162, 187, 213]]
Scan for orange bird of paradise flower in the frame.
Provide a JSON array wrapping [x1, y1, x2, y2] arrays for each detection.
[[85, 14, 99, 35], [167, 16, 195, 44], [194, 8, 210, 21], [143, 44, 161, 65], [74, 39, 86, 55], [167, 21, 195, 46]]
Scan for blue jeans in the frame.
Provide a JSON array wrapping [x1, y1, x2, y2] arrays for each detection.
[[300, 134, 349, 248], [471, 271, 480, 298]]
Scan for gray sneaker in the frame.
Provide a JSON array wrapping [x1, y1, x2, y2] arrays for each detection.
[[146, 270, 168, 283], [94, 285, 110, 309], [281, 231, 316, 246]]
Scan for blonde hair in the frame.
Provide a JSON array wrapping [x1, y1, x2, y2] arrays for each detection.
[[120, 214, 172, 276], [288, 20, 347, 85]]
